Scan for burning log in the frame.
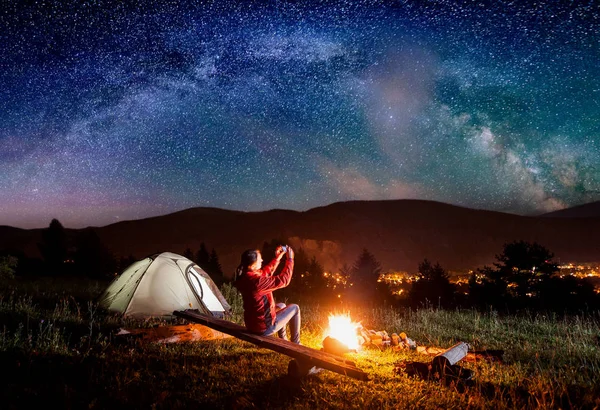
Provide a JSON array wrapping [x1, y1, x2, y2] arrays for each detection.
[[321, 312, 442, 356], [322, 336, 355, 355]]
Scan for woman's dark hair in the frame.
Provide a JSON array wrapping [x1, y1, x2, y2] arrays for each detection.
[[234, 249, 260, 281]]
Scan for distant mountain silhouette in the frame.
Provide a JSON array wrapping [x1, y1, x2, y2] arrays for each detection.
[[540, 201, 600, 218], [2, 200, 600, 277]]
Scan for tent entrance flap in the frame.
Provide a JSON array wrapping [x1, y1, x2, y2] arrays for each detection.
[[187, 266, 227, 314]]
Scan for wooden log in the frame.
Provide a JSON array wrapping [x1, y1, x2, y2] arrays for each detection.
[[322, 336, 354, 355], [369, 335, 383, 346], [417, 345, 503, 363], [174, 310, 368, 381], [431, 342, 468, 374], [463, 349, 504, 363], [359, 329, 371, 344]]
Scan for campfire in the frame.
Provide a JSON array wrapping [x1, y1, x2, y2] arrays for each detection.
[[322, 313, 361, 354], [322, 312, 420, 354], [319, 313, 495, 384]]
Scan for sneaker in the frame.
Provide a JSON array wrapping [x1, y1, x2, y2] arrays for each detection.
[[308, 366, 324, 375]]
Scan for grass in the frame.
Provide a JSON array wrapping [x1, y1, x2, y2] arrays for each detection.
[[1, 277, 599, 409]]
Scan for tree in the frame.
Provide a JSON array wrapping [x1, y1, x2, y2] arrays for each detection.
[[347, 248, 386, 305], [469, 241, 559, 311], [304, 256, 327, 298], [0, 255, 18, 280], [73, 229, 117, 279], [408, 259, 455, 308], [468, 266, 507, 309], [206, 248, 224, 286], [195, 243, 210, 267], [494, 240, 557, 301], [537, 275, 599, 312], [183, 247, 194, 261], [38, 219, 69, 275], [339, 263, 352, 285]]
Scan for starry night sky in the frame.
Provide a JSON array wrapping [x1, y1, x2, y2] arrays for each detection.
[[1, 0, 599, 228]]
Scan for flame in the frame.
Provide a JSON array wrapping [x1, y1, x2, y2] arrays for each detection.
[[324, 313, 360, 351]]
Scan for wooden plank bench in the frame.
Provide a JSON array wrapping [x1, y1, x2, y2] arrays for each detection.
[[174, 310, 368, 381]]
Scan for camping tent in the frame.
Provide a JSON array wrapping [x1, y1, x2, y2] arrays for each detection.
[[99, 252, 231, 318]]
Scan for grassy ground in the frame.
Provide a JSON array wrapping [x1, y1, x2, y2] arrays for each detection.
[[1, 277, 599, 409]]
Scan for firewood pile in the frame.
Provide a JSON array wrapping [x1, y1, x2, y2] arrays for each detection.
[[321, 319, 504, 384], [356, 327, 417, 350], [352, 325, 504, 364]]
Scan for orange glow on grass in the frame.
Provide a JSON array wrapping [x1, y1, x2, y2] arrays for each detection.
[[324, 313, 360, 351]]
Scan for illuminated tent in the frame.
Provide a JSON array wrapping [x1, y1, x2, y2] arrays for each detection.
[[99, 252, 230, 319]]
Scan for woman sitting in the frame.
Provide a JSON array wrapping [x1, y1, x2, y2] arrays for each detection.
[[233, 246, 300, 344]]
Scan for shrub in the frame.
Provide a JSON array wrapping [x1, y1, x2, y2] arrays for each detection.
[[0, 255, 18, 279]]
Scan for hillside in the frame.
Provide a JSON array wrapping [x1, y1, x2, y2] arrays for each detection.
[[540, 200, 600, 218], [2, 200, 600, 276]]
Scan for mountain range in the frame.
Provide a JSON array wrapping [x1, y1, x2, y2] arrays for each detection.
[[1, 199, 599, 277]]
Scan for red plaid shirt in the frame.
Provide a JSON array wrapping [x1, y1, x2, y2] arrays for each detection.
[[234, 255, 294, 334]]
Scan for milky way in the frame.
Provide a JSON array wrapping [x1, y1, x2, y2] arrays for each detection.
[[1, 1, 599, 228]]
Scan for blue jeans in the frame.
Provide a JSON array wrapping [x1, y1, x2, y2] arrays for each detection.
[[263, 303, 301, 344]]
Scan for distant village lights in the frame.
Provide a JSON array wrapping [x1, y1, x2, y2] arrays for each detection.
[[320, 263, 600, 295], [376, 264, 600, 296]]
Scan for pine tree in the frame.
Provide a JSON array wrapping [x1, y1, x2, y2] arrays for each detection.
[[38, 219, 69, 275], [305, 256, 327, 299], [207, 248, 224, 286], [348, 248, 384, 305], [409, 259, 455, 308], [469, 241, 561, 311], [339, 263, 352, 283], [73, 229, 116, 279], [183, 248, 194, 261], [494, 240, 557, 300], [329, 263, 352, 299], [195, 243, 210, 267]]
